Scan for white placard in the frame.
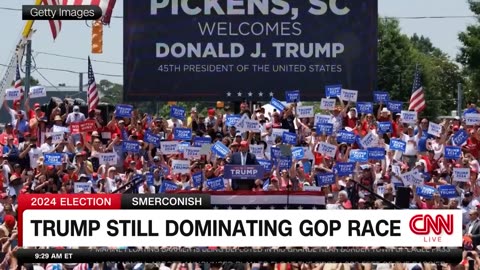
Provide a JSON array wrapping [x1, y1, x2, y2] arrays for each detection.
[[401, 170, 424, 186], [401, 111, 417, 124], [22, 209, 463, 247], [184, 146, 202, 160], [171, 159, 190, 174], [361, 132, 377, 148], [465, 113, 480, 126], [314, 114, 333, 126], [45, 132, 64, 144], [249, 145, 265, 159], [53, 125, 70, 133], [235, 114, 250, 132], [320, 98, 336, 111], [99, 153, 118, 165], [161, 141, 179, 155], [453, 168, 470, 182], [244, 119, 261, 132], [29, 86, 47, 98], [317, 142, 337, 158], [74, 182, 92, 193], [377, 186, 385, 197], [427, 122, 442, 137], [391, 165, 401, 176], [272, 128, 289, 139], [340, 89, 358, 102], [5, 88, 20, 100], [296, 106, 314, 118], [302, 147, 314, 160]]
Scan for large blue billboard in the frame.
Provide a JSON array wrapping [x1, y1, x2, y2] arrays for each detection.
[[124, 0, 378, 101]]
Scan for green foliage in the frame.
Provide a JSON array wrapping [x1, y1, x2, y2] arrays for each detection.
[[12, 76, 39, 87], [98, 79, 123, 104]]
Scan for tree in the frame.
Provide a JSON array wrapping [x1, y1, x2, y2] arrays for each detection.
[[98, 79, 123, 104], [11, 76, 39, 87], [410, 34, 444, 58], [457, 1, 480, 103]]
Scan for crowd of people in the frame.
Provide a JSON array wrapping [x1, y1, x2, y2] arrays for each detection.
[[0, 93, 478, 269]]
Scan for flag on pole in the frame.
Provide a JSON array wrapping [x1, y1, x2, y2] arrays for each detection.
[[87, 57, 99, 111], [408, 64, 425, 113], [14, 59, 24, 102], [42, 0, 62, 40]]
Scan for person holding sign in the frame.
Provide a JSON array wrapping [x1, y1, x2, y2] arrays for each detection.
[[227, 141, 259, 190]]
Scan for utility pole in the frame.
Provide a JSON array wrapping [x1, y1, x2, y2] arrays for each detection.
[[457, 83, 463, 116], [24, 40, 32, 96], [79, 73, 83, 92]]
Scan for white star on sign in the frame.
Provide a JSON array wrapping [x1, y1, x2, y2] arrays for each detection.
[[298, 206, 303, 210], [226, 92, 231, 97], [242, 206, 247, 210], [213, 206, 218, 210], [270, 206, 275, 210], [237, 92, 242, 97], [269, 92, 274, 97], [256, 206, 261, 210], [248, 92, 253, 97], [228, 206, 232, 210], [259, 92, 263, 97], [312, 206, 317, 210]]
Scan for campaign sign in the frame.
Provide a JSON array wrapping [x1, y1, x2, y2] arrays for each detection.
[[43, 153, 63, 166], [258, 159, 273, 172], [361, 132, 377, 148], [249, 145, 264, 158], [315, 173, 336, 186], [297, 106, 314, 118], [145, 173, 154, 187], [192, 172, 203, 187], [373, 91, 390, 103], [99, 153, 117, 165], [193, 137, 211, 147], [122, 141, 140, 153], [465, 113, 480, 126], [225, 114, 241, 127], [349, 150, 368, 162], [314, 114, 332, 125], [161, 141, 179, 155], [45, 132, 64, 144], [282, 132, 297, 145], [79, 120, 96, 133], [5, 88, 20, 101], [144, 131, 161, 147], [335, 162, 355, 176], [29, 86, 47, 98], [438, 185, 457, 199], [224, 165, 264, 180], [211, 141, 230, 158], [416, 185, 437, 199], [270, 97, 286, 111], [367, 147, 385, 160], [452, 130, 468, 146], [174, 128, 192, 141], [340, 89, 358, 102], [205, 177, 225, 191], [184, 146, 202, 160], [387, 101, 403, 113], [177, 142, 190, 153], [316, 123, 333, 135], [285, 90, 300, 103], [401, 111, 417, 124], [278, 157, 293, 171], [245, 120, 261, 131], [337, 130, 356, 144], [317, 142, 337, 158], [171, 160, 190, 174], [453, 168, 470, 182], [378, 122, 392, 134], [74, 182, 91, 193], [325, 85, 342, 98], [320, 98, 336, 111], [160, 181, 178, 193], [389, 139, 406, 152], [270, 147, 281, 161], [401, 170, 423, 186], [444, 146, 461, 160], [170, 106, 186, 120], [356, 102, 373, 114], [427, 122, 442, 137], [124, 2, 377, 102], [291, 147, 305, 160], [115, 104, 133, 118]]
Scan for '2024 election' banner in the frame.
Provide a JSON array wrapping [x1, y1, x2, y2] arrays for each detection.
[[124, 0, 378, 101]]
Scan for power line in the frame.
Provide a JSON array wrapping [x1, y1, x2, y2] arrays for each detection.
[[35, 52, 122, 65], [34, 69, 61, 91], [0, 6, 477, 20], [0, 63, 122, 77]]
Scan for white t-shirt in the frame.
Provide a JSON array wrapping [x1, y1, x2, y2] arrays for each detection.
[[29, 148, 42, 169], [40, 143, 55, 153], [401, 133, 419, 156], [65, 112, 86, 124]]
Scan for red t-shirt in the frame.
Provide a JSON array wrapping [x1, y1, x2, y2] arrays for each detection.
[[466, 137, 480, 159]]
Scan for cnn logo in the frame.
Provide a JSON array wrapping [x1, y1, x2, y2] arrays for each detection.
[[409, 214, 454, 235]]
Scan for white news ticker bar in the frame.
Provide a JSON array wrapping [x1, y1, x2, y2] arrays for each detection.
[[22, 210, 463, 247]]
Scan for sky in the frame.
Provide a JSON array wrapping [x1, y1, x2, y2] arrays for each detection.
[[0, 0, 476, 87]]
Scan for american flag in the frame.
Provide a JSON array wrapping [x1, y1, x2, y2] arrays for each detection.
[[88, 56, 99, 111], [408, 65, 425, 112], [170, 191, 326, 209], [14, 59, 24, 102], [42, 0, 62, 40]]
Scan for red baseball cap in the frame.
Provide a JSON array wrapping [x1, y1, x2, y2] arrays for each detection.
[[34, 103, 40, 108], [3, 215, 15, 229], [240, 141, 249, 147]]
